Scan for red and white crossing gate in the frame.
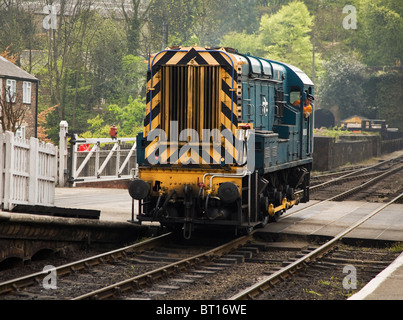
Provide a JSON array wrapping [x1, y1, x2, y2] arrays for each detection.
[[59, 121, 137, 187]]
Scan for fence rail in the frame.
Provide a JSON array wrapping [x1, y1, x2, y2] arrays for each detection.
[[0, 131, 58, 210]]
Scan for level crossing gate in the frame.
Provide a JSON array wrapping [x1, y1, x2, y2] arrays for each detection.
[[59, 121, 137, 187]]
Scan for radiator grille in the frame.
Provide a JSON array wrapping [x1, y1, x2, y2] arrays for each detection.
[[160, 65, 221, 140]]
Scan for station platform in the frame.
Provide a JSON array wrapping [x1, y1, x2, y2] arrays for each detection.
[[257, 200, 403, 243], [54, 187, 136, 223]]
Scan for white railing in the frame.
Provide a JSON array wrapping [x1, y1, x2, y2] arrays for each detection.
[[0, 131, 58, 210]]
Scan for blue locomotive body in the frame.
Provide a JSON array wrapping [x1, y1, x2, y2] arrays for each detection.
[[238, 55, 314, 173]]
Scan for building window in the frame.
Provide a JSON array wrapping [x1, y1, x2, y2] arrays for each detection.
[[23, 81, 31, 104], [15, 126, 26, 139], [6, 79, 16, 103]]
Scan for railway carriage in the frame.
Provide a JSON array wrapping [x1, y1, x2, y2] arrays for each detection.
[[129, 46, 314, 238]]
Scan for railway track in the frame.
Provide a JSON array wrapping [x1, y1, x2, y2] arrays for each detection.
[[150, 159, 403, 300], [313, 153, 402, 183], [230, 191, 403, 300], [289, 155, 403, 217], [1, 155, 402, 300], [309, 154, 403, 198], [0, 233, 188, 298], [0, 230, 258, 300]]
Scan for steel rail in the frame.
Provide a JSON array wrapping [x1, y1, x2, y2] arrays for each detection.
[[326, 162, 403, 201], [311, 171, 383, 189], [305, 154, 403, 194], [288, 162, 403, 219], [230, 192, 403, 300], [72, 233, 255, 300], [0, 233, 172, 295]]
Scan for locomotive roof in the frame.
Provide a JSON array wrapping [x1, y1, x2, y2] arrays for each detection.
[[233, 52, 313, 86], [281, 62, 314, 86]]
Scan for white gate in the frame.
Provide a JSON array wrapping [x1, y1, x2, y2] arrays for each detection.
[[59, 121, 137, 186], [0, 131, 58, 210]]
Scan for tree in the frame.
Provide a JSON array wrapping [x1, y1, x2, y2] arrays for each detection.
[[121, 0, 152, 55], [317, 51, 368, 121], [221, 31, 259, 55], [258, 1, 316, 74], [44, 0, 95, 124], [82, 96, 146, 138], [117, 54, 147, 104], [220, 1, 320, 76], [41, 9, 131, 143], [37, 104, 58, 143], [354, 0, 403, 66], [365, 69, 403, 130], [108, 96, 146, 136], [0, 84, 27, 133]]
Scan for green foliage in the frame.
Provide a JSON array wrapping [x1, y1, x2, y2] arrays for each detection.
[[116, 54, 147, 106], [221, 32, 259, 56], [314, 127, 377, 141], [317, 51, 368, 119], [147, 0, 196, 49], [354, 0, 403, 66], [258, 1, 315, 73], [108, 96, 146, 136], [389, 243, 403, 253], [82, 115, 111, 138], [221, 1, 321, 75], [366, 70, 403, 130], [2, 0, 402, 141], [82, 96, 146, 138]]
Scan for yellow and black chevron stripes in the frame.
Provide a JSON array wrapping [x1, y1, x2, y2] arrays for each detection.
[[220, 67, 238, 164], [144, 47, 240, 165], [149, 47, 234, 71]]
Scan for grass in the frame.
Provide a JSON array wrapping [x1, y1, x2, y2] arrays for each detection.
[[314, 127, 379, 141], [389, 243, 403, 253]]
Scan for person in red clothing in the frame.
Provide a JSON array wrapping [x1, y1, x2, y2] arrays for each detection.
[[110, 125, 118, 140]]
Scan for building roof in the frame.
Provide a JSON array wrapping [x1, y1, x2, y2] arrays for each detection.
[[0, 56, 38, 81]]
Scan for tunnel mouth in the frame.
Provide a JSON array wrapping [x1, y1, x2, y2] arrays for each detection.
[[31, 248, 55, 261], [0, 257, 23, 271]]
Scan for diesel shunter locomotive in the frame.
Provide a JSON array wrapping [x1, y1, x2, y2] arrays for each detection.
[[129, 46, 314, 238]]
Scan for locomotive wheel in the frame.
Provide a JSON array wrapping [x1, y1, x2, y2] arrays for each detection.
[[286, 187, 295, 201], [261, 214, 269, 227], [269, 211, 281, 222], [274, 191, 283, 206], [245, 226, 254, 234], [237, 226, 254, 236], [259, 196, 269, 227]]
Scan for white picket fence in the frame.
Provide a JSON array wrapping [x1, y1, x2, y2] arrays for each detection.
[[0, 131, 58, 211]]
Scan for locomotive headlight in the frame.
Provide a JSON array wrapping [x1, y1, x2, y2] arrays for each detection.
[[217, 182, 239, 204], [128, 179, 150, 200]]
